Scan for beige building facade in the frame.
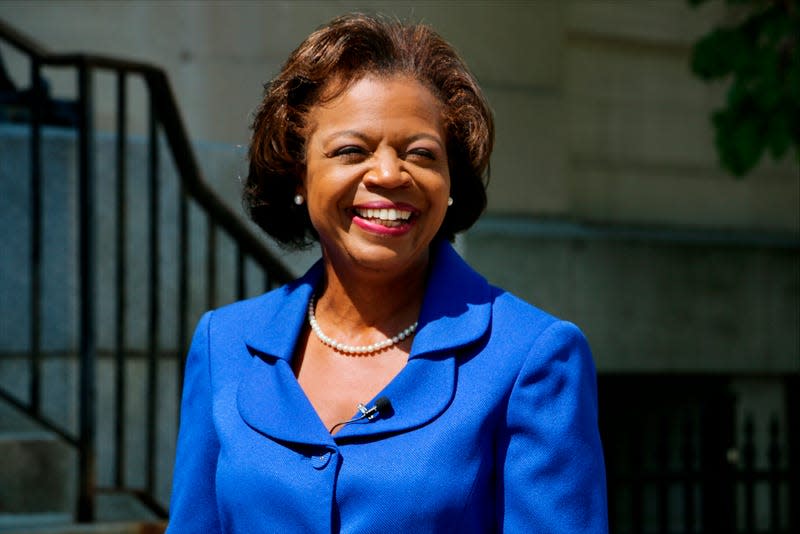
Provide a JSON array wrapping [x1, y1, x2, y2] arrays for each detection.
[[1, 1, 797, 374], [1, 3, 798, 529], [3, 0, 797, 230]]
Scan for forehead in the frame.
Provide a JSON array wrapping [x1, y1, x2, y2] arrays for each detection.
[[305, 74, 445, 136]]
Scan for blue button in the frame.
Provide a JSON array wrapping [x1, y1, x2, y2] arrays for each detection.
[[311, 451, 333, 470]]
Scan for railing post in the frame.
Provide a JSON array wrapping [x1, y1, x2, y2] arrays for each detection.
[[787, 375, 800, 534], [113, 69, 128, 490], [145, 94, 160, 497], [28, 56, 43, 417], [700, 386, 736, 532], [742, 416, 756, 532], [767, 416, 781, 533], [656, 414, 669, 534], [76, 58, 97, 522], [682, 415, 695, 533], [177, 192, 188, 405]]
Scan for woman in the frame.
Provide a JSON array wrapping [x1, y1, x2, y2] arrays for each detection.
[[168, 13, 607, 533]]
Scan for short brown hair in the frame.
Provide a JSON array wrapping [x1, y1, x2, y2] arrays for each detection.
[[244, 13, 494, 248]]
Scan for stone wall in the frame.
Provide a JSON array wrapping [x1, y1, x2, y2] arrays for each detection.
[[1, 0, 797, 232], [1, 1, 797, 374]]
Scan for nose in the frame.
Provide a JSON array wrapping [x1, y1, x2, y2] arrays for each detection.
[[363, 148, 411, 189]]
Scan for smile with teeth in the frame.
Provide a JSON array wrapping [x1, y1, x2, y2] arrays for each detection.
[[353, 207, 415, 228]]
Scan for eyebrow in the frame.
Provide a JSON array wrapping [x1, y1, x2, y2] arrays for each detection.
[[322, 130, 370, 144], [407, 133, 445, 149]]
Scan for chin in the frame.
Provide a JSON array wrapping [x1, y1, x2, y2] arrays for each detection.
[[333, 240, 430, 275], [351, 247, 418, 271]]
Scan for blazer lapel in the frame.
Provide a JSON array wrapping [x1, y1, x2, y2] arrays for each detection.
[[237, 262, 336, 447], [412, 240, 493, 356], [335, 241, 493, 440], [237, 353, 336, 446], [236, 241, 493, 443]]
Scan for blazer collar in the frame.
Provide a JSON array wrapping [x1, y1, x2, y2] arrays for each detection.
[[242, 262, 322, 362], [411, 240, 492, 358], [238, 240, 492, 446]]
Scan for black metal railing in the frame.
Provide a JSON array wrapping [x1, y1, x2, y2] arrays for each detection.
[[0, 19, 293, 522], [600, 373, 800, 534]]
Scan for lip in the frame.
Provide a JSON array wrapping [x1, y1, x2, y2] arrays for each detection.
[[349, 201, 419, 236]]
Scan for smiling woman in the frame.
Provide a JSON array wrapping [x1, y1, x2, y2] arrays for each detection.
[[302, 75, 450, 278], [167, 13, 608, 534], [244, 14, 492, 249]]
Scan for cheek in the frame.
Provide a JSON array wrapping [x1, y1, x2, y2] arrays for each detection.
[[302, 172, 354, 231], [429, 175, 451, 227], [437, 170, 452, 205], [301, 166, 331, 207]]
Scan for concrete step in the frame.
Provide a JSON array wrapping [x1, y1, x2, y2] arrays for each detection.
[[0, 401, 165, 531], [0, 514, 72, 532], [0, 488, 165, 533], [0, 496, 164, 533], [0, 433, 76, 515], [0, 402, 76, 518], [0, 517, 166, 534], [0, 355, 179, 509]]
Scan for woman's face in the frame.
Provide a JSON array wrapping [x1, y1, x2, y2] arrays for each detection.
[[301, 75, 451, 277]]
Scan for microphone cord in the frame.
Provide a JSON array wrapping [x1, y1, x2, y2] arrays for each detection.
[[329, 413, 371, 434], [328, 396, 392, 434]]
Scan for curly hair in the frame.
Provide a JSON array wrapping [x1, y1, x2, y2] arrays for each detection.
[[244, 13, 494, 248]]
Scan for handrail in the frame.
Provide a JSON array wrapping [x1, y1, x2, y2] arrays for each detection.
[[0, 17, 293, 524], [147, 67, 293, 281], [0, 18, 293, 282]]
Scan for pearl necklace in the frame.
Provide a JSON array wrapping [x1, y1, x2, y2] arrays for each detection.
[[307, 295, 418, 355]]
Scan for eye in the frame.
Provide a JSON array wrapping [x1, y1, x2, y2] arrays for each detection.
[[405, 148, 436, 161], [332, 145, 368, 162]]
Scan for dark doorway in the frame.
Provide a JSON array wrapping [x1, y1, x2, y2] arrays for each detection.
[[599, 374, 737, 533]]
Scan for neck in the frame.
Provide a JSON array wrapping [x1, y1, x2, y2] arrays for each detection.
[[315, 251, 430, 336]]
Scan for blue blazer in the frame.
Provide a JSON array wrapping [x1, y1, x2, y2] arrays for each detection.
[[167, 241, 608, 533]]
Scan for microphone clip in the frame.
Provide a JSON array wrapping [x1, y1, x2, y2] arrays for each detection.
[[329, 396, 393, 434], [357, 402, 380, 421]]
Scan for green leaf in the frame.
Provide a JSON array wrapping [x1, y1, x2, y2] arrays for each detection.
[[690, 0, 798, 177], [691, 29, 741, 79], [713, 108, 765, 176]]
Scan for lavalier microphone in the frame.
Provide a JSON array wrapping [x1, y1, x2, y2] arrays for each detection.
[[329, 396, 393, 433]]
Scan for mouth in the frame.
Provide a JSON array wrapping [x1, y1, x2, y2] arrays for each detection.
[[352, 207, 416, 228]]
